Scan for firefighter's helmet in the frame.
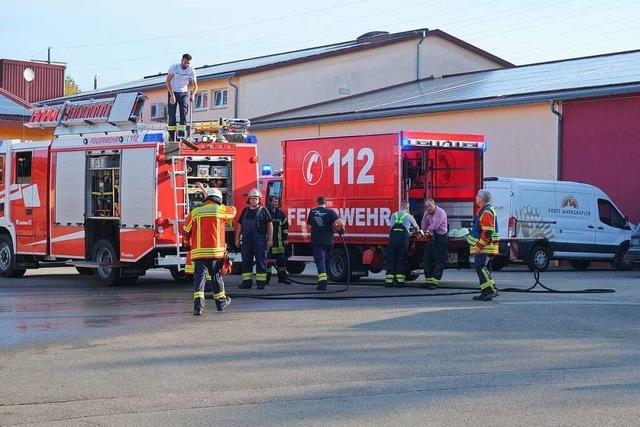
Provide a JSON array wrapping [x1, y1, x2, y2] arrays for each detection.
[[206, 188, 223, 203], [248, 188, 262, 199]]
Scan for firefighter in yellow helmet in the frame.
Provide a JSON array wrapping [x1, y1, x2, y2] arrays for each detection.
[[467, 189, 500, 301], [183, 187, 236, 315]]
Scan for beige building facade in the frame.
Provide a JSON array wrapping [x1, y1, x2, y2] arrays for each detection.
[[252, 103, 559, 180]]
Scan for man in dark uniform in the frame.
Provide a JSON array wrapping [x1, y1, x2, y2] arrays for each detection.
[[266, 195, 291, 284], [306, 196, 345, 291], [235, 189, 273, 289]]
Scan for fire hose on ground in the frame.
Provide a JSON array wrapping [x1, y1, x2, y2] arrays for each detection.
[[222, 235, 615, 301]]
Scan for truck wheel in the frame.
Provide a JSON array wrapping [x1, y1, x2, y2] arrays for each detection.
[[93, 239, 121, 286], [613, 244, 632, 271], [76, 267, 93, 276], [170, 268, 191, 282], [286, 261, 306, 275], [569, 260, 591, 270], [231, 262, 242, 275], [0, 235, 26, 278], [527, 245, 550, 271], [328, 247, 349, 282]]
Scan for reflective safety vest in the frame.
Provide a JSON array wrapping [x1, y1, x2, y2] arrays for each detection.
[[467, 204, 500, 255], [183, 202, 237, 260], [390, 212, 409, 234]]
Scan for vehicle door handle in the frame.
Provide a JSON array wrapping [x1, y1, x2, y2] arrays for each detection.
[[587, 225, 594, 229], [25, 208, 33, 215], [598, 226, 604, 230]]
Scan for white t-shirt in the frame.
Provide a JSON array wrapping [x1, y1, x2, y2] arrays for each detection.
[[168, 63, 197, 93]]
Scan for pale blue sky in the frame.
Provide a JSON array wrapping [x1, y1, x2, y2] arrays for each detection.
[[1, 0, 639, 91]]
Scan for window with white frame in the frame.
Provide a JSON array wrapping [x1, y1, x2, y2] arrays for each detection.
[[212, 89, 228, 108], [194, 92, 209, 110]]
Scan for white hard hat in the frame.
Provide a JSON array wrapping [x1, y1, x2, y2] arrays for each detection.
[[248, 188, 262, 199], [206, 188, 223, 203]]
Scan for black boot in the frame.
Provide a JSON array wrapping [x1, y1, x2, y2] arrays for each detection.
[[277, 270, 291, 284], [481, 288, 499, 301], [316, 281, 327, 291], [193, 297, 204, 315], [238, 280, 252, 289], [473, 289, 491, 301], [215, 296, 231, 312]]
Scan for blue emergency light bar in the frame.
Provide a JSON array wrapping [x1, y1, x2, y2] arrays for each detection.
[[261, 164, 272, 176]]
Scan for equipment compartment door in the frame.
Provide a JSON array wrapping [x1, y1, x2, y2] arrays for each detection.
[[120, 148, 156, 229]]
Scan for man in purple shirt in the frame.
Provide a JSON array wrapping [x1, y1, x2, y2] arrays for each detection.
[[421, 198, 448, 289]]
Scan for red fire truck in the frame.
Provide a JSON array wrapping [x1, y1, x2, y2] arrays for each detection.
[[261, 131, 485, 281], [0, 93, 259, 285]]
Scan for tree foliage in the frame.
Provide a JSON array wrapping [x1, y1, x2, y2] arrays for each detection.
[[64, 75, 80, 96]]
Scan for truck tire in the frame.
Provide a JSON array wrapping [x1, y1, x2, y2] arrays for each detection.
[[489, 256, 509, 271], [613, 244, 632, 271], [569, 260, 591, 271], [328, 247, 349, 282], [170, 268, 190, 282], [76, 267, 94, 276], [92, 239, 121, 286], [286, 261, 306, 275], [527, 245, 550, 272], [0, 235, 26, 278]]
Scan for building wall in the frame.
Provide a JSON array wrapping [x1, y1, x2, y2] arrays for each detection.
[[0, 119, 53, 140], [139, 34, 506, 123], [562, 95, 640, 222], [253, 103, 558, 181], [239, 37, 505, 119], [0, 59, 65, 103], [420, 36, 503, 78]]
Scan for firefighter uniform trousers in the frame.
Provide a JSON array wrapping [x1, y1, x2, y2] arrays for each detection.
[[167, 91, 188, 141], [423, 234, 448, 287], [267, 213, 288, 284], [313, 245, 332, 285], [193, 259, 225, 305], [385, 220, 409, 286], [240, 213, 268, 289]]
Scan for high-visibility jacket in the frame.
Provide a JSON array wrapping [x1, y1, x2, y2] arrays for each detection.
[[467, 204, 500, 255], [183, 201, 237, 260]]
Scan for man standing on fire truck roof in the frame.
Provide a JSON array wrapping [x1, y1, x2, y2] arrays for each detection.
[[166, 53, 198, 141], [236, 189, 273, 290], [183, 187, 236, 316], [306, 196, 345, 291]]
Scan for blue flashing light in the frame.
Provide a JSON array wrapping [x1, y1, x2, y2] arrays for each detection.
[[143, 132, 163, 142], [261, 164, 273, 176], [246, 134, 258, 144], [401, 138, 410, 147], [482, 140, 488, 153]]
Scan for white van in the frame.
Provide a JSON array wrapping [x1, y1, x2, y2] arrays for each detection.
[[484, 177, 633, 271]]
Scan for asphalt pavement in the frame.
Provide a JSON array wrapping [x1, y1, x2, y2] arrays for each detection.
[[1, 265, 639, 426]]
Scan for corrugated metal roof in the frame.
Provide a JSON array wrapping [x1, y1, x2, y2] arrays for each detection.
[[0, 88, 31, 117], [252, 49, 640, 128]]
